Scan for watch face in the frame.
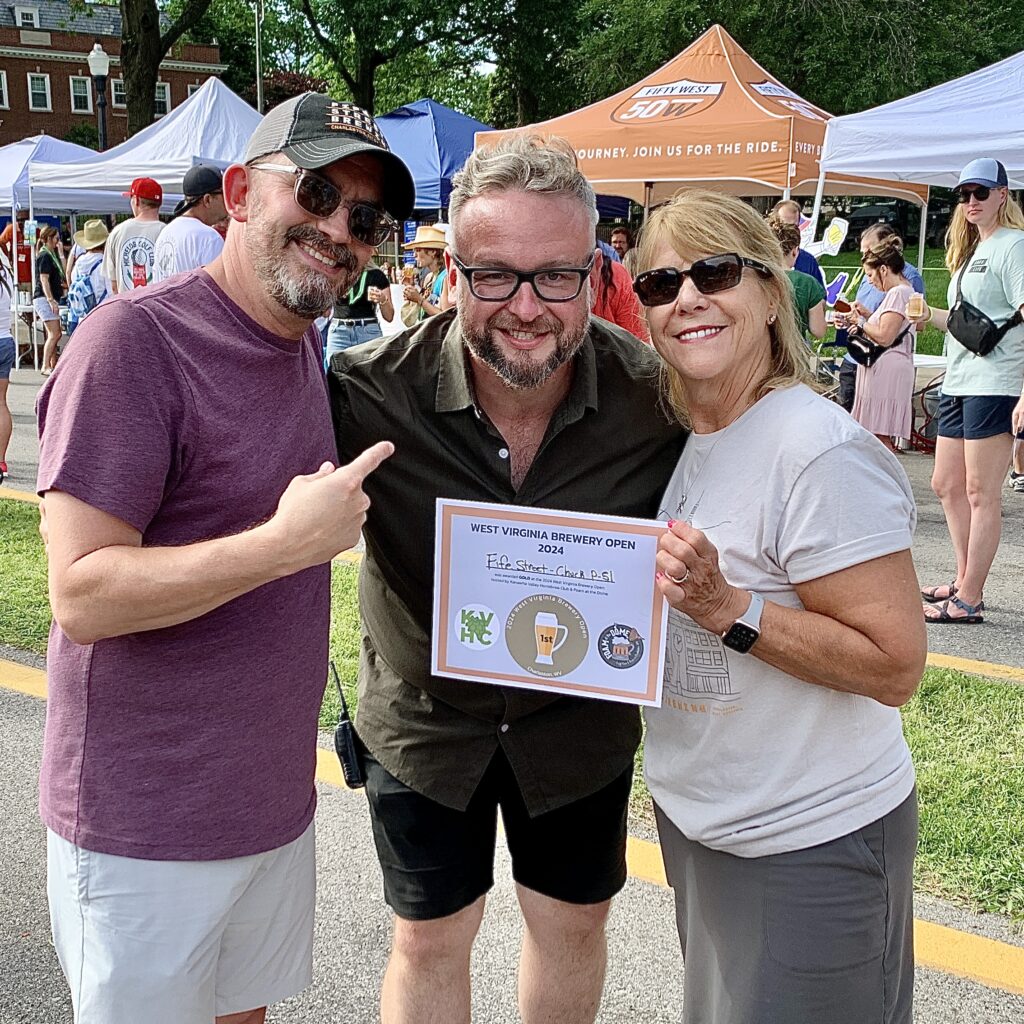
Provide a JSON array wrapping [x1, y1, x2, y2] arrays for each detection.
[[723, 623, 759, 654]]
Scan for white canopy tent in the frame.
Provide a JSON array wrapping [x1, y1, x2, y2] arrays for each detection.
[[28, 77, 261, 214], [810, 49, 1024, 253], [0, 135, 95, 213]]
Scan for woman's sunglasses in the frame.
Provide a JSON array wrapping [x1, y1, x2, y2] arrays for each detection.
[[633, 253, 772, 307], [249, 163, 399, 246], [956, 185, 993, 203]]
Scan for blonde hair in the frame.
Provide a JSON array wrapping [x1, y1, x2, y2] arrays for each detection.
[[635, 190, 812, 427], [449, 134, 598, 252], [946, 189, 1024, 272]]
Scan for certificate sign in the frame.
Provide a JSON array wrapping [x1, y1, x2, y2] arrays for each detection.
[[431, 499, 668, 707]]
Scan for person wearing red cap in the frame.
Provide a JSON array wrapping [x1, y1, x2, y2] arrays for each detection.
[[102, 177, 165, 293]]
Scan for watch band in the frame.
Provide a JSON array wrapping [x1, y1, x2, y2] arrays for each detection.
[[721, 592, 764, 654]]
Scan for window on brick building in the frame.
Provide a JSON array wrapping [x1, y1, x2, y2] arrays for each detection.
[[15, 6, 41, 28], [154, 82, 170, 117], [111, 79, 126, 108], [187, 83, 201, 97], [70, 76, 93, 114], [0, 71, 9, 110], [28, 73, 51, 111]]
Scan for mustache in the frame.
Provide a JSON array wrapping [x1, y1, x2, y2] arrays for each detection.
[[487, 311, 562, 335], [284, 225, 358, 275]]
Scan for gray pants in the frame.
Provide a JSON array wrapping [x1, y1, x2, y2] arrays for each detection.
[[654, 790, 917, 1024]]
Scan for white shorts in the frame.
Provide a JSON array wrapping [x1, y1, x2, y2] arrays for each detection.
[[47, 822, 316, 1023], [33, 296, 59, 322]]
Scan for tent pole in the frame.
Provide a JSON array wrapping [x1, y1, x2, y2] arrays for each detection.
[[643, 182, 653, 223], [28, 190, 39, 372], [809, 168, 826, 244], [782, 187, 791, 200], [918, 189, 929, 269], [10, 202, 21, 371]]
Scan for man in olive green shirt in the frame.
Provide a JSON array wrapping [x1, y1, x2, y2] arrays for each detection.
[[329, 136, 684, 1024]]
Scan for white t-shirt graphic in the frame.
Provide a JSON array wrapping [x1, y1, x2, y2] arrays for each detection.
[[153, 217, 224, 283], [103, 219, 165, 291], [644, 385, 917, 858]]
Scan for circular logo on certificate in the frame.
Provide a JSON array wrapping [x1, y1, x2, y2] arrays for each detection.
[[597, 624, 645, 670], [456, 604, 498, 651], [505, 594, 588, 678]]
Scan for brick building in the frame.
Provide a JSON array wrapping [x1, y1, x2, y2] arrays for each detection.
[[0, 1, 225, 149]]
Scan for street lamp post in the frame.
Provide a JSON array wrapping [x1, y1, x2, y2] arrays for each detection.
[[87, 41, 110, 151]]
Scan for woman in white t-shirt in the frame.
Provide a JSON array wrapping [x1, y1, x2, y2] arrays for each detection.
[[908, 157, 1024, 624], [632, 189, 926, 1024]]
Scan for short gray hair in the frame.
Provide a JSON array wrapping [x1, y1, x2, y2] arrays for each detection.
[[449, 134, 598, 250]]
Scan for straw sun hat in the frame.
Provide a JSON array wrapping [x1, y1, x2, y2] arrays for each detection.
[[73, 219, 110, 250], [402, 225, 448, 250]]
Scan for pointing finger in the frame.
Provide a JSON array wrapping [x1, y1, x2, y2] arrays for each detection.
[[342, 441, 395, 484]]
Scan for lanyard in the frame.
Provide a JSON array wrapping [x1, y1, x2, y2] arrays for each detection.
[[347, 270, 368, 305]]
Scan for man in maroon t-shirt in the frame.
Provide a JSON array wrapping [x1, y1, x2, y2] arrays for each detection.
[[36, 95, 414, 1024]]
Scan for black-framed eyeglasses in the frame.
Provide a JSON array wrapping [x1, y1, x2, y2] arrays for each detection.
[[633, 253, 772, 307], [450, 254, 595, 302], [956, 185, 994, 204], [248, 162, 398, 246]]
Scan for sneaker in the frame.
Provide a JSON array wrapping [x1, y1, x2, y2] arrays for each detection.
[[1011, 471, 1024, 492], [0, 462, 6, 486]]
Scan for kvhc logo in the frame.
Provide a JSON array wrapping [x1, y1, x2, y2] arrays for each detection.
[[612, 79, 724, 124], [457, 604, 497, 651]]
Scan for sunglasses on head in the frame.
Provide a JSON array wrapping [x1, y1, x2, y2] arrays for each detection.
[[248, 162, 398, 246], [957, 185, 993, 203], [632, 253, 772, 307]]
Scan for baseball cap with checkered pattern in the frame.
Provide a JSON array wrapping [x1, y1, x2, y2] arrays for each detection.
[[243, 93, 415, 221]]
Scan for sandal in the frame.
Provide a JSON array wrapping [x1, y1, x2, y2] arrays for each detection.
[[924, 595, 984, 624], [921, 580, 957, 603]]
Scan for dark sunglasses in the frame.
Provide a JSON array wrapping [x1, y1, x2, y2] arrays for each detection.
[[633, 253, 772, 307], [249, 162, 398, 246], [956, 185, 993, 203]]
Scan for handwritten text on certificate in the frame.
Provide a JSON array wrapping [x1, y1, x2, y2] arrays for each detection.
[[431, 499, 668, 707]]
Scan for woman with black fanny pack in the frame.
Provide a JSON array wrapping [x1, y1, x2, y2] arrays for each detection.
[[908, 158, 1024, 624]]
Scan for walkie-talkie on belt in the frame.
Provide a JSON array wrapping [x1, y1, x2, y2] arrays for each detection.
[[330, 661, 365, 789]]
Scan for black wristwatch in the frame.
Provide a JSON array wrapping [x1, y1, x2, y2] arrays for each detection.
[[721, 592, 764, 653]]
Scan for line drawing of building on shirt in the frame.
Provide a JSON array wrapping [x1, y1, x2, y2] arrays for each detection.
[[664, 612, 738, 701]]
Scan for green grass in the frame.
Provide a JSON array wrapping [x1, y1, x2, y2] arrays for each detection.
[[3, 498, 1024, 918], [0, 500, 50, 654]]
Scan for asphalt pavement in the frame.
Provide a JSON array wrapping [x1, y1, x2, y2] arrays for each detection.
[[4, 364, 1022, 669], [2, 682, 1024, 1023]]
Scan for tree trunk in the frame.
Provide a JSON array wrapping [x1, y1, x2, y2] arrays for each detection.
[[352, 49, 380, 113], [121, 0, 163, 135], [120, 0, 214, 136]]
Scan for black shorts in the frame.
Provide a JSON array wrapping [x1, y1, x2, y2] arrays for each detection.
[[363, 748, 632, 921], [937, 393, 1018, 440]]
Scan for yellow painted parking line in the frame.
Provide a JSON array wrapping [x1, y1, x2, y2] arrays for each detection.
[[0, 488, 41, 505], [3, 654, 1024, 997], [927, 652, 1024, 685], [916, 919, 1024, 996], [0, 658, 47, 699]]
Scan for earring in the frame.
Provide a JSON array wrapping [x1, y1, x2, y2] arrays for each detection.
[[767, 313, 778, 325]]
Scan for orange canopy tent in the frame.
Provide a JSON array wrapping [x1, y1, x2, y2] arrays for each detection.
[[479, 24, 927, 209]]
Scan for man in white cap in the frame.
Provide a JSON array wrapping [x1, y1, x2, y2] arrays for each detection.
[[152, 164, 228, 282], [36, 93, 414, 1024]]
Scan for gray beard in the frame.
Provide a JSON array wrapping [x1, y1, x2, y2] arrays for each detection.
[[247, 219, 360, 320], [459, 304, 590, 391]]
